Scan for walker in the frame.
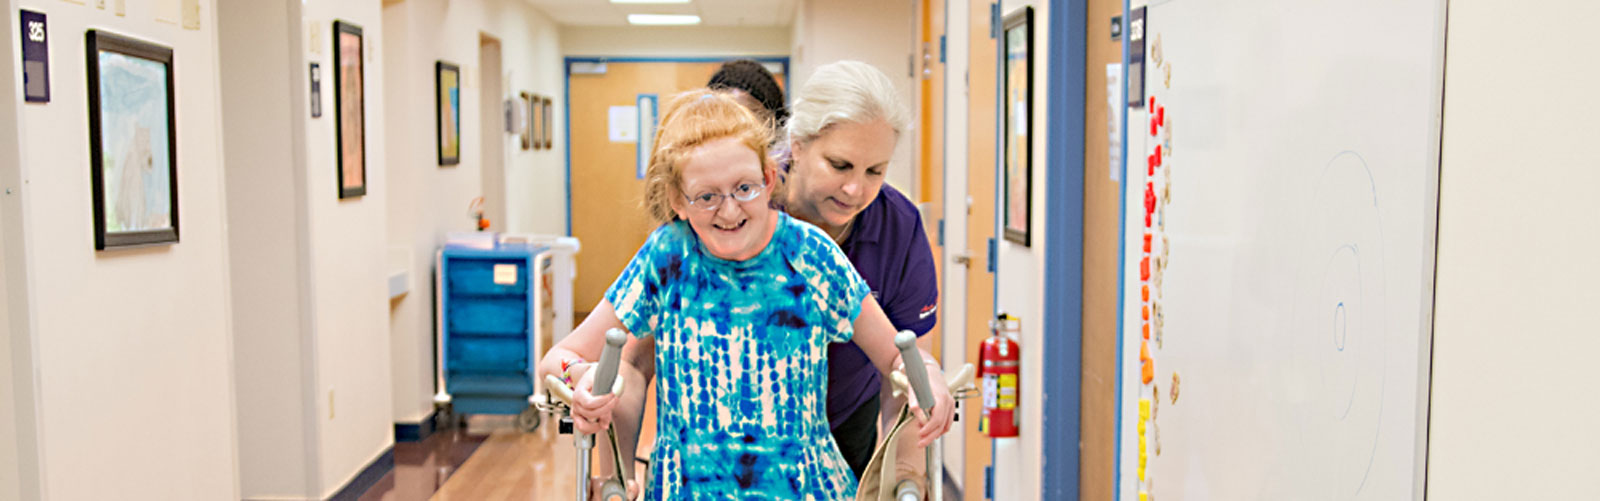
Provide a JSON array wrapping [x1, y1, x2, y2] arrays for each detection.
[[541, 330, 976, 501]]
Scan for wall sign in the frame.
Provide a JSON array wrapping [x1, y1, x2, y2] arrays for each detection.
[[21, 10, 49, 103], [309, 62, 322, 118]]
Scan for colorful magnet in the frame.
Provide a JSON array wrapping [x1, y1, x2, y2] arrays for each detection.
[[1141, 257, 1150, 281], [1140, 340, 1150, 362], [1141, 359, 1155, 384], [1142, 284, 1150, 302], [1154, 145, 1162, 166], [1144, 233, 1153, 253], [1143, 321, 1150, 340], [1157, 106, 1165, 127]]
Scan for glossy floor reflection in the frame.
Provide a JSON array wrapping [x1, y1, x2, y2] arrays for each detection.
[[354, 417, 489, 501]]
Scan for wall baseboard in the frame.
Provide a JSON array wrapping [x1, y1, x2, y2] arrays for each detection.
[[393, 410, 438, 443], [326, 446, 395, 501]]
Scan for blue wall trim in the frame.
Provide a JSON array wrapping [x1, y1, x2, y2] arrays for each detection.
[[1042, 0, 1088, 499], [563, 56, 793, 237], [326, 446, 395, 501], [393, 410, 438, 443]]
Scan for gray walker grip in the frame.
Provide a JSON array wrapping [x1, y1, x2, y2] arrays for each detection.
[[592, 328, 627, 398], [575, 328, 629, 501], [894, 331, 935, 412]]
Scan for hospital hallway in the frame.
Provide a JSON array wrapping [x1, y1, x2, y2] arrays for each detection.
[[2, 0, 1596, 500]]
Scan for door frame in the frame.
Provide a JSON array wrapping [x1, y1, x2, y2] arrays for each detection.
[[562, 56, 791, 236], [1040, 0, 1088, 498]]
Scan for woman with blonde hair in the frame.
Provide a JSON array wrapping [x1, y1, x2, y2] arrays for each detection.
[[539, 90, 953, 499]]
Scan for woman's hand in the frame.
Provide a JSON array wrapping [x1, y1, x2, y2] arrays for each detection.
[[569, 364, 619, 435], [904, 360, 957, 448]]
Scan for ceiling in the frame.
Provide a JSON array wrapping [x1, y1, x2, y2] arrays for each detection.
[[524, 0, 797, 27]]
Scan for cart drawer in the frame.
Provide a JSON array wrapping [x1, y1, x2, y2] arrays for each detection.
[[446, 372, 533, 395], [446, 297, 528, 336], [447, 258, 529, 295], [448, 336, 528, 372]]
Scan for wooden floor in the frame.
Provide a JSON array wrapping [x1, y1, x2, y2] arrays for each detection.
[[429, 383, 657, 501]]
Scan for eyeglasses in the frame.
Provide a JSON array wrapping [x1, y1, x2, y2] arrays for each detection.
[[683, 181, 766, 211]]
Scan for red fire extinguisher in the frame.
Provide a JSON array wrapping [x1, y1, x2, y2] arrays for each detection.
[[979, 312, 1020, 438]]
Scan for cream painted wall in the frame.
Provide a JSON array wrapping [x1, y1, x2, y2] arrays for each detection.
[[298, 0, 396, 496], [8, 1, 240, 499], [217, 0, 319, 497], [789, 0, 917, 195], [1427, 1, 1600, 498], [991, 1, 1047, 499], [382, 0, 566, 434], [1, 4, 31, 499], [561, 25, 789, 57]]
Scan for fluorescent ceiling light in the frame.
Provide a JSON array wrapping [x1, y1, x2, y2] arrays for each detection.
[[612, 0, 690, 4], [627, 14, 701, 25]]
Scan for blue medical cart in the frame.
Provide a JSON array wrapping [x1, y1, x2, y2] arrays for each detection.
[[433, 236, 547, 431]]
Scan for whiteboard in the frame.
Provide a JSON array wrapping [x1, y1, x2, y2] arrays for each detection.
[[1115, 1, 1446, 499]]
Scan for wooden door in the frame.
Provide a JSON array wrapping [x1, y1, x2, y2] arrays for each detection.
[[963, 0, 999, 496], [568, 61, 724, 314], [1081, 0, 1124, 497], [918, 0, 948, 362]]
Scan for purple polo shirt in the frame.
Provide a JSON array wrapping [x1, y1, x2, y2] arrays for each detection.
[[826, 184, 940, 428]]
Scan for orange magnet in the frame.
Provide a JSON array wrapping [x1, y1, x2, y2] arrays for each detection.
[[1141, 359, 1154, 384], [1142, 321, 1150, 339], [1144, 233, 1153, 253], [1142, 285, 1150, 302], [1142, 304, 1150, 321], [1140, 340, 1151, 362], [1141, 257, 1150, 280]]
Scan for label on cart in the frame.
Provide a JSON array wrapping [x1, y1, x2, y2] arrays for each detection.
[[493, 264, 518, 285]]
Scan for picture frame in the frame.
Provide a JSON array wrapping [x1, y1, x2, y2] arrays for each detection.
[[518, 91, 533, 151], [86, 29, 179, 250], [541, 96, 553, 149], [530, 95, 545, 151], [436, 61, 461, 165], [332, 20, 366, 198], [1001, 6, 1034, 247]]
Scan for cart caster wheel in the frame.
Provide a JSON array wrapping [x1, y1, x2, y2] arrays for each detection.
[[516, 407, 541, 433], [434, 406, 456, 431]]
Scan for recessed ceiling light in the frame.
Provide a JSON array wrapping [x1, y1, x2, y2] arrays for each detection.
[[611, 0, 690, 4], [627, 14, 701, 25]]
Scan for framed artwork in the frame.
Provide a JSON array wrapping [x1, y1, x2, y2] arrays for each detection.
[[436, 61, 461, 165], [333, 20, 366, 198], [518, 92, 533, 150], [541, 96, 553, 149], [86, 30, 179, 250], [530, 95, 545, 151], [1001, 6, 1034, 247]]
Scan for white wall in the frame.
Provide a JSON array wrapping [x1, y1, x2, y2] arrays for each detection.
[[1, 4, 33, 499], [382, 0, 566, 435], [561, 25, 789, 58], [1427, 1, 1600, 498], [217, 0, 319, 497], [991, 0, 1047, 499], [298, 1, 395, 496], [789, 0, 917, 194], [6, 1, 240, 499]]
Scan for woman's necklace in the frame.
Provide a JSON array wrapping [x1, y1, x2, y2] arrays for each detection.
[[829, 219, 855, 244]]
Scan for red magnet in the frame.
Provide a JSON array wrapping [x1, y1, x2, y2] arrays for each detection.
[[1141, 257, 1150, 281], [1157, 106, 1165, 126], [1143, 233, 1153, 253], [1148, 96, 1155, 109], [1150, 116, 1158, 136], [1145, 183, 1156, 214], [1154, 145, 1162, 167], [1148, 154, 1156, 176]]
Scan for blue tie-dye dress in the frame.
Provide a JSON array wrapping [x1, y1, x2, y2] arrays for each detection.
[[606, 212, 868, 500]]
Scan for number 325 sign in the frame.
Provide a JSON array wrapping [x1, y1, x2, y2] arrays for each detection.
[[21, 10, 50, 102]]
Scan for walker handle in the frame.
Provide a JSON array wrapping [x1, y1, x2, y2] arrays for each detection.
[[591, 328, 627, 398], [895, 331, 935, 412]]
